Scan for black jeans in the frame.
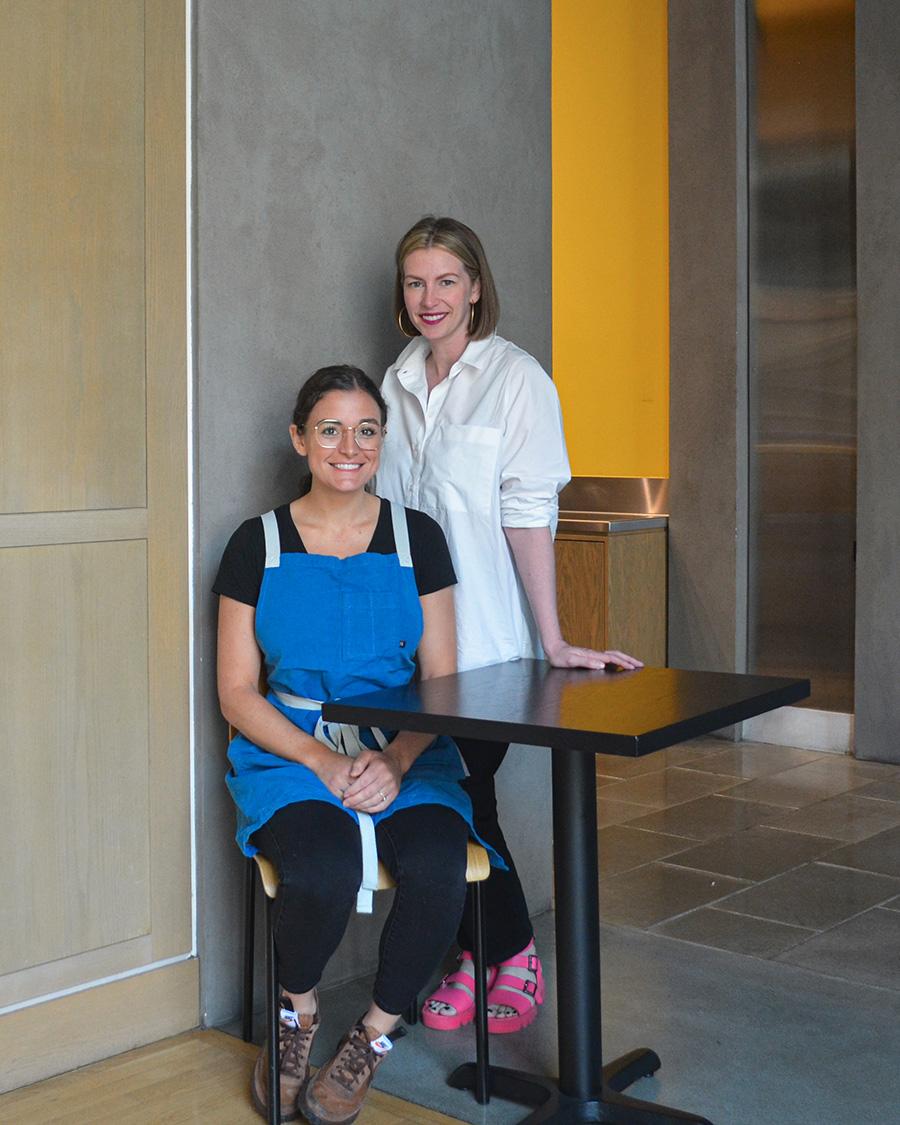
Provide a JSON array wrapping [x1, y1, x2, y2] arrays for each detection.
[[456, 738, 534, 964], [252, 800, 468, 1014]]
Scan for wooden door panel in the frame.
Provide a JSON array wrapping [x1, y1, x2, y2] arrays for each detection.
[[0, 540, 151, 976], [0, 0, 147, 514]]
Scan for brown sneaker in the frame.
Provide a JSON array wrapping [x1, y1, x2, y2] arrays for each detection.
[[250, 1000, 319, 1122], [300, 1020, 393, 1125]]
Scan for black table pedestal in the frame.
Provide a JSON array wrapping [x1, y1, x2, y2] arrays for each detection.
[[447, 748, 713, 1125]]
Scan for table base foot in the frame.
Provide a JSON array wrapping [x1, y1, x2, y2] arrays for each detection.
[[448, 1051, 713, 1124]]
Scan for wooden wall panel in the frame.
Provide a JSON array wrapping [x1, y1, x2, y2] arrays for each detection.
[[607, 531, 668, 666], [0, 541, 150, 977], [0, 0, 192, 1071], [0, 959, 199, 1095], [556, 538, 608, 650], [0, 0, 147, 514], [556, 531, 668, 667], [144, 0, 192, 957]]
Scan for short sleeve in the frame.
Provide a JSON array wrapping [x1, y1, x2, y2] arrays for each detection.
[[213, 517, 266, 607], [498, 357, 571, 528], [405, 507, 457, 596]]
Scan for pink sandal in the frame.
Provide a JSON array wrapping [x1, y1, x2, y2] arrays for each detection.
[[486, 949, 544, 1034], [421, 952, 498, 1031]]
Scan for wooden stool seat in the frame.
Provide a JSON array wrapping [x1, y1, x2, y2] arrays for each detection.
[[252, 839, 491, 898]]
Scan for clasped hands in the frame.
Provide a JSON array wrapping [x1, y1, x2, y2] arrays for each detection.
[[316, 747, 403, 813]]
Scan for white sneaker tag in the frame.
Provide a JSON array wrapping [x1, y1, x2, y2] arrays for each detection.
[[280, 1007, 299, 1027], [369, 1033, 393, 1055]]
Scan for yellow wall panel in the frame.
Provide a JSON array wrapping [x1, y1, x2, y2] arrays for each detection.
[[552, 0, 669, 478]]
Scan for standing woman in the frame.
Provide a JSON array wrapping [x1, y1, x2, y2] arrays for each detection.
[[377, 217, 642, 1036], [216, 366, 496, 1123]]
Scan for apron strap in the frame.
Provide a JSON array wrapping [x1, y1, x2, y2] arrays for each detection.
[[272, 691, 389, 753], [355, 812, 378, 914], [389, 502, 413, 569], [271, 688, 388, 915], [261, 510, 280, 569]]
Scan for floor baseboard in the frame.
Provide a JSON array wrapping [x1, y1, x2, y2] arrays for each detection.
[[743, 706, 853, 753]]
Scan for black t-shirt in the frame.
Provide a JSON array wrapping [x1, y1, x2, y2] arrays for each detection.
[[213, 498, 457, 607]]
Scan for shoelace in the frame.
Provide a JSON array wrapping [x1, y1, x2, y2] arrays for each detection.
[[279, 1020, 315, 1079], [330, 1030, 376, 1092]]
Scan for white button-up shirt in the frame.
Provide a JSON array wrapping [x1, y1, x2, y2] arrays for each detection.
[[377, 333, 571, 671]]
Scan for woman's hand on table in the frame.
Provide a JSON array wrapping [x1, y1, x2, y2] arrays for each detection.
[[543, 642, 644, 672], [342, 749, 403, 812]]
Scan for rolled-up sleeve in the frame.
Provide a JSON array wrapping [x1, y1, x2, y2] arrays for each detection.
[[499, 359, 571, 528]]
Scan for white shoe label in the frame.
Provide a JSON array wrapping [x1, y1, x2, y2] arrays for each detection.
[[369, 1033, 393, 1055]]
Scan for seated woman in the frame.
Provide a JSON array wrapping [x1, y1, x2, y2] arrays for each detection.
[[215, 365, 495, 1125]]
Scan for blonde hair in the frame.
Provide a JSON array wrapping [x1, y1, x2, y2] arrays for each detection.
[[393, 216, 500, 340]]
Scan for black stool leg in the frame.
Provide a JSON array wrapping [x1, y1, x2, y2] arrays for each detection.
[[265, 892, 280, 1125], [472, 881, 490, 1105], [242, 856, 256, 1042]]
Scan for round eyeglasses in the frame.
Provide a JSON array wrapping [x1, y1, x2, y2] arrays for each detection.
[[310, 419, 384, 451]]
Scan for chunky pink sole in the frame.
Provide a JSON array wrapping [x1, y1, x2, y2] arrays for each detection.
[[486, 952, 545, 1034]]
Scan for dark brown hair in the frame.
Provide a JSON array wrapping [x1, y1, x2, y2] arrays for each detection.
[[292, 364, 387, 431], [292, 365, 387, 495]]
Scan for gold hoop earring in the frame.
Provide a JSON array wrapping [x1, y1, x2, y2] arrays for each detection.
[[397, 308, 416, 338], [469, 302, 477, 336]]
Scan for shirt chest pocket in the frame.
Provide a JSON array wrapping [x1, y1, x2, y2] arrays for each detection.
[[430, 423, 502, 514]]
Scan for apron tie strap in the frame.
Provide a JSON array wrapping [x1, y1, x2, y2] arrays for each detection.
[[355, 812, 378, 914], [273, 689, 388, 914], [273, 690, 389, 755]]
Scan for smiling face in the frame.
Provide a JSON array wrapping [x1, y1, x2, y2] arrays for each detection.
[[291, 388, 383, 496], [402, 246, 481, 354]]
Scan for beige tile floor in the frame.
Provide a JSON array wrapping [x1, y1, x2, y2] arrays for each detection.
[[596, 736, 900, 991]]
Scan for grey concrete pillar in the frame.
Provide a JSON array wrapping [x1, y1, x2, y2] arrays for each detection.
[[667, 1, 749, 677], [854, 3, 900, 762]]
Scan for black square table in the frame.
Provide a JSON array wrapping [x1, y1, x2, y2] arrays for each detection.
[[324, 660, 810, 1124]]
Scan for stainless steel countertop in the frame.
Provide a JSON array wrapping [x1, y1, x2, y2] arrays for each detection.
[[557, 511, 668, 535], [556, 477, 669, 534]]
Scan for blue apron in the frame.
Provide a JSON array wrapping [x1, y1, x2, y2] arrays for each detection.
[[226, 500, 501, 911]]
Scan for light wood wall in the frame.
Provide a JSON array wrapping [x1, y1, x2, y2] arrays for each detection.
[[0, 0, 194, 1091]]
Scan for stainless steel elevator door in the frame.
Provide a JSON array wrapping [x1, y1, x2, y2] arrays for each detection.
[[747, 1, 856, 712]]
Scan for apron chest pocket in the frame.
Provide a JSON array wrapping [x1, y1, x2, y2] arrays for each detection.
[[341, 591, 405, 661]]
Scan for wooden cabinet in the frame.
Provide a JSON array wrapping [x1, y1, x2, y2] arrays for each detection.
[[555, 529, 667, 666]]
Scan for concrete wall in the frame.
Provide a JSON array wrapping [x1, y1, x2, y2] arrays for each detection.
[[854, 3, 900, 763], [667, 0, 749, 677], [193, 0, 553, 1026]]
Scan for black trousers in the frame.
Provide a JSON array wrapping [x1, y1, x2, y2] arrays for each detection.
[[253, 801, 468, 1014], [455, 738, 534, 964]]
